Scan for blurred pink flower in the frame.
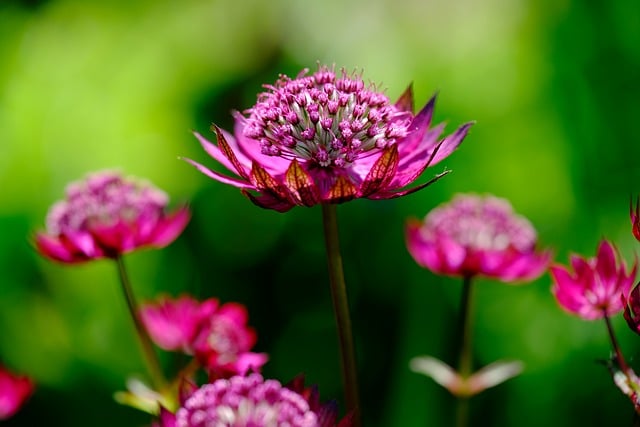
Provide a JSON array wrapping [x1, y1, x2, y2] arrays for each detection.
[[185, 65, 472, 212], [35, 171, 190, 263], [156, 373, 352, 427], [0, 365, 34, 420], [631, 195, 640, 242], [140, 295, 267, 377], [551, 240, 637, 320], [406, 193, 551, 281]]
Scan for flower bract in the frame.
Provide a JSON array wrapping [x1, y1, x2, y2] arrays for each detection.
[[551, 240, 637, 320], [406, 193, 551, 281], [185, 65, 473, 212], [35, 171, 190, 263]]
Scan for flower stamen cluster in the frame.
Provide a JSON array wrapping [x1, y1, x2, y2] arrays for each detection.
[[244, 66, 411, 169]]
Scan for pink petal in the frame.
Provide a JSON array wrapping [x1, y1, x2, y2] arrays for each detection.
[[181, 158, 254, 189], [428, 122, 473, 166], [359, 145, 398, 197], [34, 233, 77, 263], [284, 160, 320, 206], [148, 207, 191, 248]]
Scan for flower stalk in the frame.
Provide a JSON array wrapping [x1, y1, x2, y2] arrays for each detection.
[[321, 203, 360, 426], [115, 255, 167, 391], [604, 313, 631, 374], [455, 275, 475, 427]]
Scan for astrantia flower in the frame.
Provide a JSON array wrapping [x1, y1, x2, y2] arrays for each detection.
[[140, 295, 267, 377], [551, 240, 637, 320], [624, 283, 640, 335], [185, 65, 473, 212], [0, 365, 34, 420], [157, 373, 351, 427], [406, 193, 551, 281], [35, 171, 190, 263]]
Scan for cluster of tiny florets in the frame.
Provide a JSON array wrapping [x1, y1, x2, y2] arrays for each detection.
[[46, 172, 169, 235], [175, 374, 318, 427], [243, 66, 412, 169], [422, 195, 537, 252]]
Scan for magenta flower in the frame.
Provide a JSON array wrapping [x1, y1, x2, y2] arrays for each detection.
[[0, 365, 34, 420], [551, 240, 637, 320], [35, 171, 190, 263], [185, 65, 472, 212], [406, 193, 551, 281], [140, 295, 267, 377], [156, 373, 352, 427]]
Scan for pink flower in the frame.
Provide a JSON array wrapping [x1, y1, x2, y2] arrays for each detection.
[[184, 65, 473, 212], [631, 195, 640, 242], [35, 171, 190, 263], [0, 365, 34, 420], [156, 373, 352, 427], [551, 240, 637, 320], [406, 193, 551, 281], [140, 295, 267, 377]]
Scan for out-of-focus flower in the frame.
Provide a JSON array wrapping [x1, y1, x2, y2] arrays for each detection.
[[631, 196, 640, 242], [185, 65, 473, 212], [156, 373, 352, 427], [140, 295, 267, 377], [624, 283, 640, 335], [35, 171, 190, 263], [406, 193, 551, 281], [551, 240, 637, 320], [0, 365, 34, 420]]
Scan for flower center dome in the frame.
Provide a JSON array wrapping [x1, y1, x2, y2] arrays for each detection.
[[46, 172, 169, 235], [243, 66, 412, 169], [176, 374, 319, 427], [422, 195, 537, 252]]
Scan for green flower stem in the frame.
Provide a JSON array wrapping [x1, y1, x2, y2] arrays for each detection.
[[455, 275, 475, 427], [604, 313, 630, 374], [115, 255, 167, 391], [321, 203, 360, 426]]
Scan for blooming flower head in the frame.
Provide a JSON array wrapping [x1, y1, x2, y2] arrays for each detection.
[[185, 65, 473, 212], [631, 195, 640, 242], [140, 295, 267, 377], [156, 373, 351, 427], [35, 171, 190, 263], [551, 240, 637, 320], [0, 365, 34, 420], [406, 193, 551, 281]]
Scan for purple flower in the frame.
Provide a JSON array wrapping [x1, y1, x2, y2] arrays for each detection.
[[406, 193, 551, 281], [551, 240, 637, 320], [0, 365, 34, 420], [185, 65, 473, 212], [35, 171, 190, 263], [156, 373, 351, 427], [140, 295, 268, 378]]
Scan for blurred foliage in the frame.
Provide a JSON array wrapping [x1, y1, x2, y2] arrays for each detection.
[[1, 0, 639, 425]]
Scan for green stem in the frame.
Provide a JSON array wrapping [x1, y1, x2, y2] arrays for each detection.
[[604, 313, 630, 374], [321, 203, 360, 426], [115, 255, 167, 391], [455, 275, 475, 427]]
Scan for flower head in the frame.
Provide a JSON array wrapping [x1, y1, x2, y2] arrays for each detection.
[[624, 283, 640, 335], [551, 240, 637, 320], [140, 295, 267, 378], [0, 365, 34, 420], [406, 193, 551, 281], [35, 171, 190, 263], [158, 373, 350, 427], [185, 65, 472, 212]]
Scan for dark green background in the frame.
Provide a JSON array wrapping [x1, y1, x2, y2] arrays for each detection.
[[1, 0, 639, 425]]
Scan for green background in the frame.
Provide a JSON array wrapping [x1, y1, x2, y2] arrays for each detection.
[[1, 0, 639, 425]]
